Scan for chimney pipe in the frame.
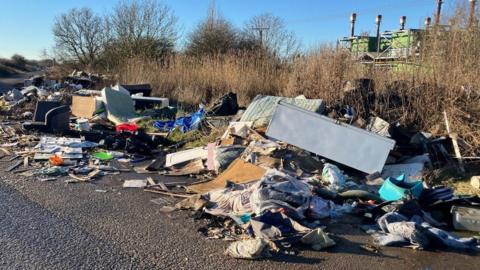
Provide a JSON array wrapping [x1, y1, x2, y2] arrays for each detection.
[[425, 16, 432, 28], [435, 0, 443, 25], [350, 13, 357, 37], [376, 15, 382, 53], [470, 0, 477, 27], [400, 16, 407, 30]]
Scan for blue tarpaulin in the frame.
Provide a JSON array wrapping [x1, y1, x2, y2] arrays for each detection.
[[153, 108, 205, 133]]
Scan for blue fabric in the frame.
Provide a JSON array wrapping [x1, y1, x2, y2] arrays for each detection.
[[153, 108, 205, 133]]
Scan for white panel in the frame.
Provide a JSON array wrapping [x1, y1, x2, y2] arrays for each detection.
[[266, 102, 395, 174], [165, 147, 208, 167]]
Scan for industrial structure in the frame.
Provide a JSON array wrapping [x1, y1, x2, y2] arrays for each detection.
[[338, 0, 478, 67]]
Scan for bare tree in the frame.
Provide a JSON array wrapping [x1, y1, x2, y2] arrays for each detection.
[[243, 13, 300, 58], [52, 8, 106, 67], [186, 3, 238, 56], [109, 0, 178, 58]]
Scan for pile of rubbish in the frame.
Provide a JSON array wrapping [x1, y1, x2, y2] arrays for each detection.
[[1, 75, 479, 259]]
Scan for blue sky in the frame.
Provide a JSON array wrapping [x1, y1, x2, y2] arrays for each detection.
[[0, 0, 451, 59]]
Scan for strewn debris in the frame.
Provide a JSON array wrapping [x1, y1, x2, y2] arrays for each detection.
[[0, 73, 479, 260]]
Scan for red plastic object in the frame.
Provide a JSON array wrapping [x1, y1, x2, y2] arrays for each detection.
[[49, 154, 64, 166], [116, 123, 138, 133]]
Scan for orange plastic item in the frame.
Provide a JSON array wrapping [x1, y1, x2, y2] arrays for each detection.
[[49, 154, 64, 166]]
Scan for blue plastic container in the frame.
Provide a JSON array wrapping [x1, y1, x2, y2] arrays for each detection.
[[379, 174, 423, 201]]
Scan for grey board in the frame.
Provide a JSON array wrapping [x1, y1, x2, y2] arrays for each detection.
[[266, 101, 395, 174]]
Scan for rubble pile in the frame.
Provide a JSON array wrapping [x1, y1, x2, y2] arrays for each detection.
[[1, 74, 479, 259]]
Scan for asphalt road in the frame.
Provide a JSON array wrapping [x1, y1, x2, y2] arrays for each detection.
[[0, 161, 478, 270], [0, 71, 44, 93]]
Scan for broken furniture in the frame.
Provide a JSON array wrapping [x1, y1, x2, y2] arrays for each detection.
[[23, 101, 70, 133], [131, 96, 169, 110], [101, 87, 145, 125], [32, 101, 61, 122], [121, 84, 152, 97]]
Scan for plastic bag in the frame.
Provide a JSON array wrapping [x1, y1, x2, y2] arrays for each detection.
[[322, 163, 346, 191]]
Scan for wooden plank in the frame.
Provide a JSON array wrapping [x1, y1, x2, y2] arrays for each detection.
[[158, 182, 169, 191], [443, 111, 465, 174], [144, 188, 191, 198], [0, 147, 11, 155], [7, 155, 20, 162], [13, 168, 31, 174], [5, 160, 22, 172], [146, 177, 156, 186]]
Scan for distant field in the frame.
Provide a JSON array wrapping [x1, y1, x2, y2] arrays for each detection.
[[0, 56, 42, 77], [0, 63, 22, 77]]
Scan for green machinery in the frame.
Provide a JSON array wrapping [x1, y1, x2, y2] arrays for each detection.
[[339, 28, 426, 66]]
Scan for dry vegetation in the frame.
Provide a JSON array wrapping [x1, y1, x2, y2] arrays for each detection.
[[104, 7, 480, 157]]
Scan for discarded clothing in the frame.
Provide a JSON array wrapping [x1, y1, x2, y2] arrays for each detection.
[[204, 184, 255, 217], [250, 169, 312, 220], [419, 187, 454, 207], [214, 146, 245, 171], [371, 212, 479, 250], [376, 212, 430, 248], [250, 211, 310, 240], [153, 108, 205, 133], [307, 196, 331, 219]]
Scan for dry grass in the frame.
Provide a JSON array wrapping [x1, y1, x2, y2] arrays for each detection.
[[116, 53, 288, 106], [112, 7, 479, 157]]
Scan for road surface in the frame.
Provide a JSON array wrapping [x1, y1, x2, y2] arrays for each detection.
[[0, 161, 478, 269], [0, 71, 44, 93]]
